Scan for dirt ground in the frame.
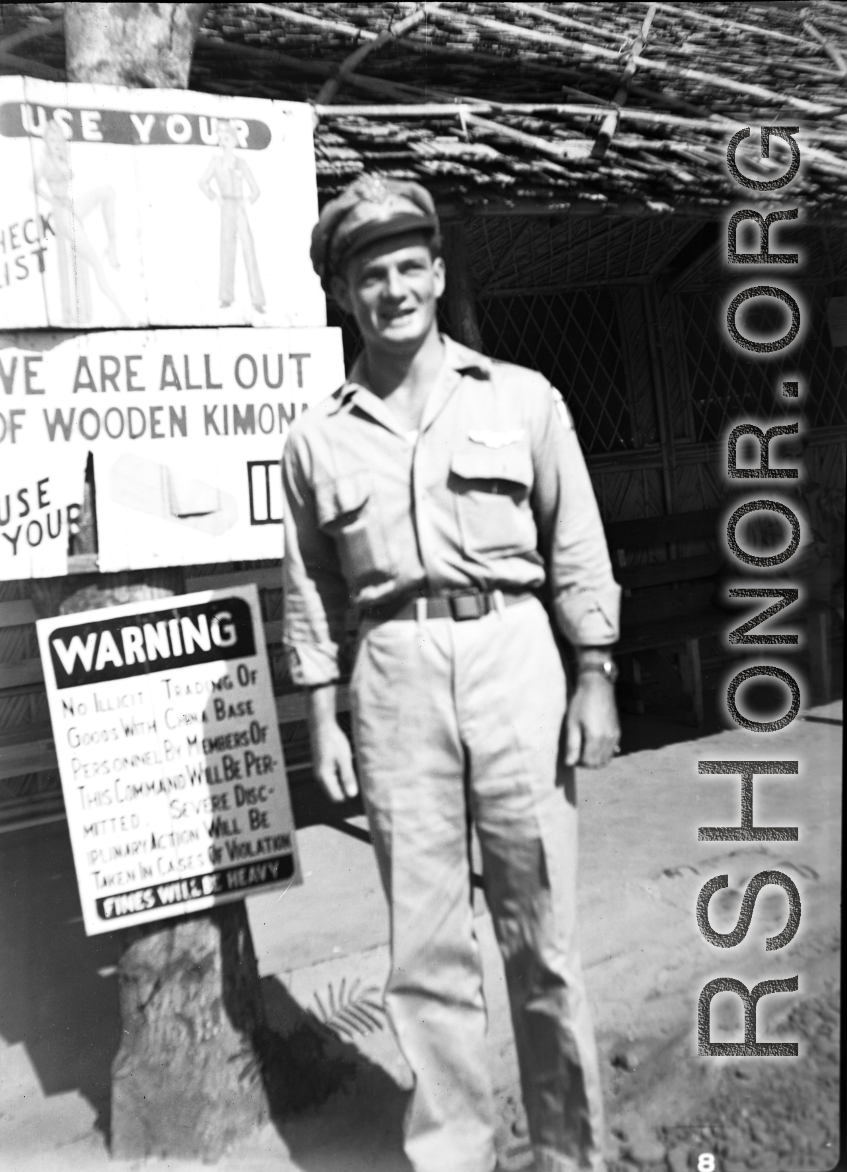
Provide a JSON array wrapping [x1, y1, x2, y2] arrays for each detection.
[[0, 700, 841, 1172], [493, 701, 843, 1172]]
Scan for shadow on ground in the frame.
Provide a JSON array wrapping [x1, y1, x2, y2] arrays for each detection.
[[261, 976, 411, 1172], [0, 819, 410, 1169], [619, 682, 843, 757], [0, 820, 122, 1136]]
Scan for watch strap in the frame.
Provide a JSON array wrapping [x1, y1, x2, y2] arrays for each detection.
[[577, 659, 619, 684]]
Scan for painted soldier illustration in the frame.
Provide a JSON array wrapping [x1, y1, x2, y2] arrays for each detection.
[[34, 119, 130, 326], [199, 118, 266, 313]]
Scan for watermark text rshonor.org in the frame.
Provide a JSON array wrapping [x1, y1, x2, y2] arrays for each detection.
[[697, 125, 807, 1062]]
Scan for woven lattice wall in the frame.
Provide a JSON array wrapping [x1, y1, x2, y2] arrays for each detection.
[[679, 285, 847, 443], [475, 289, 633, 455], [464, 215, 703, 293]]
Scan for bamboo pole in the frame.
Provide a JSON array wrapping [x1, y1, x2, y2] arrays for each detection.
[[775, 60, 847, 81], [311, 100, 736, 130], [592, 3, 657, 160], [0, 15, 63, 54], [315, 6, 426, 108], [198, 28, 490, 106], [495, 2, 630, 45], [196, 30, 847, 152], [804, 18, 847, 76], [437, 199, 685, 220], [247, 2, 378, 42], [203, 13, 847, 179], [421, 3, 841, 115], [463, 110, 592, 161], [650, 2, 815, 46], [811, 14, 847, 40], [246, 0, 841, 118], [0, 50, 65, 79], [310, 103, 847, 175]]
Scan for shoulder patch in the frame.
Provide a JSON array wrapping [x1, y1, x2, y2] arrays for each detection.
[[551, 387, 574, 431]]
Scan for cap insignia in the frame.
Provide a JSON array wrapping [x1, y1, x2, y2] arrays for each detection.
[[354, 175, 392, 204]]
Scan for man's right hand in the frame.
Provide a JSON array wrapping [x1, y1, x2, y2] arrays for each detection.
[[306, 685, 358, 803]]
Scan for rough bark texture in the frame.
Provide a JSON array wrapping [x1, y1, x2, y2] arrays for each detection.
[[64, 2, 209, 88], [110, 906, 268, 1160], [56, 7, 273, 1159], [442, 221, 483, 351]]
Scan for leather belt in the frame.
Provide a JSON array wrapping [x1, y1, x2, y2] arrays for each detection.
[[362, 589, 535, 623]]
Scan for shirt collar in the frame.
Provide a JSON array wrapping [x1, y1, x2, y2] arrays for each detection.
[[331, 333, 491, 415], [442, 335, 492, 379]]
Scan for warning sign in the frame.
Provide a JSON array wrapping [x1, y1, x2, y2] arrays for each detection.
[[36, 584, 300, 935]]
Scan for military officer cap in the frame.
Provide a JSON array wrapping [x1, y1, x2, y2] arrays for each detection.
[[310, 174, 440, 288]]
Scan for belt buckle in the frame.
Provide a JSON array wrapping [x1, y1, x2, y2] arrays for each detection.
[[449, 592, 487, 621]]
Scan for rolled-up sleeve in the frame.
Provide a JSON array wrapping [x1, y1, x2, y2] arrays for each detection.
[[530, 383, 621, 646], [281, 432, 349, 686]]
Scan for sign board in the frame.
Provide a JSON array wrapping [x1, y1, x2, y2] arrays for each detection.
[[36, 585, 300, 935], [0, 326, 345, 578], [0, 76, 325, 329]]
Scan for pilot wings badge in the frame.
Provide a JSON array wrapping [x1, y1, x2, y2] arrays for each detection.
[[467, 429, 526, 448]]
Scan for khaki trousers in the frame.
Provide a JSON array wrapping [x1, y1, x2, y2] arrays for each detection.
[[350, 596, 605, 1172]]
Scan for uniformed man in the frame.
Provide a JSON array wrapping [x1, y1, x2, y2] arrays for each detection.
[[282, 175, 622, 1172]]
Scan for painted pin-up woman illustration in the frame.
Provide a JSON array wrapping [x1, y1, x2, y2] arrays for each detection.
[[199, 118, 266, 313], [34, 120, 130, 326]]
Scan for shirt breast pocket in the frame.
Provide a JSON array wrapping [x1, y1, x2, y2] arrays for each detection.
[[449, 443, 536, 559], [315, 472, 395, 589]]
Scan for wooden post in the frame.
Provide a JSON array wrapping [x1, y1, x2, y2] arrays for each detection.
[[643, 285, 676, 516], [442, 220, 483, 351], [806, 608, 832, 706], [681, 637, 705, 726], [52, 5, 273, 1159]]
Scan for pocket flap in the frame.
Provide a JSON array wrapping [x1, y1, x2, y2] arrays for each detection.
[[315, 472, 371, 527], [451, 444, 533, 488]]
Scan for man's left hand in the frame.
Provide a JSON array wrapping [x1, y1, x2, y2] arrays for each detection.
[[565, 673, 620, 768]]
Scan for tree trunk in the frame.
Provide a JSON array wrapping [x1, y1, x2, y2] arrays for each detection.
[[57, 5, 271, 1160], [64, 2, 209, 88], [111, 907, 267, 1160]]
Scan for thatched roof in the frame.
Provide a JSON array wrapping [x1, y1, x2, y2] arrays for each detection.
[[3, 2, 847, 218]]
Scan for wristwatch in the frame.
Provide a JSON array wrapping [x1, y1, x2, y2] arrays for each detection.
[[577, 658, 619, 685]]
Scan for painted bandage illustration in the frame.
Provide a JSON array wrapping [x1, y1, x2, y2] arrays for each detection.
[[199, 119, 266, 313], [34, 120, 130, 326], [109, 454, 237, 537]]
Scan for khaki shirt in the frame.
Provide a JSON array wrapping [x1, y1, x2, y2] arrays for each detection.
[[282, 336, 620, 687]]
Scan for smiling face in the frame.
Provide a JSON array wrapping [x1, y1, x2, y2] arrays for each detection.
[[331, 231, 445, 356]]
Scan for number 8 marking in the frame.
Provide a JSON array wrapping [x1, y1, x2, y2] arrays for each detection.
[[698, 1155, 716, 1172]]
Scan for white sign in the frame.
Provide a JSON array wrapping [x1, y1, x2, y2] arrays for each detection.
[[0, 76, 325, 329], [36, 585, 300, 935], [0, 327, 345, 578]]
